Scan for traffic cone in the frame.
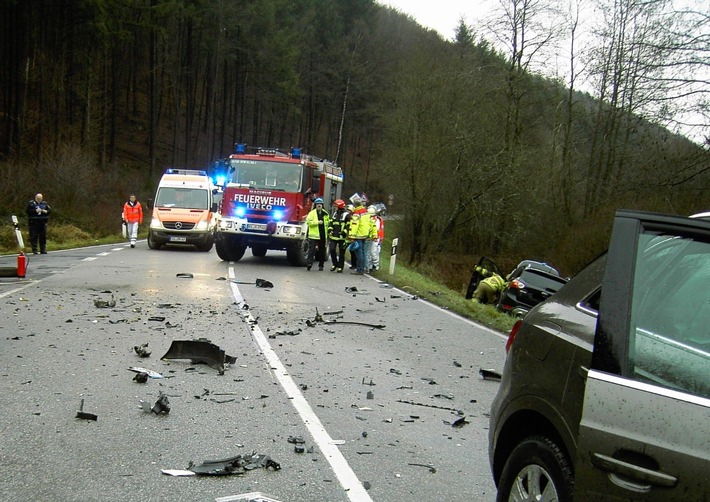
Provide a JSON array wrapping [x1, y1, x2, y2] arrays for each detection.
[[17, 253, 27, 278]]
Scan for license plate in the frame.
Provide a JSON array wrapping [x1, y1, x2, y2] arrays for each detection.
[[169, 236, 187, 243], [247, 223, 267, 231]]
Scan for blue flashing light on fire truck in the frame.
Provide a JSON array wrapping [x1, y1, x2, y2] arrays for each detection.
[[213, 144, 343, 266]]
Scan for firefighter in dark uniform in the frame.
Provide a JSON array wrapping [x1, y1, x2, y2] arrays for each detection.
[[328, 199, 351, 272], [26, 193, 51, 254]]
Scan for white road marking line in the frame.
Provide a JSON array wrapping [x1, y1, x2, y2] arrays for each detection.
[[111, 248, 124, 251], [97, 252, 110, 256], [228, 266, 373, 502], [82, 257, 98, 262]]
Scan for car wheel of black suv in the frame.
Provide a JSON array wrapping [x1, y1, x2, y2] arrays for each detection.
[[497, 435, 573, 502]]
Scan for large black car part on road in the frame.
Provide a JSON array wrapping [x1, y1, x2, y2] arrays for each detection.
[[488, 210, 710, 501]]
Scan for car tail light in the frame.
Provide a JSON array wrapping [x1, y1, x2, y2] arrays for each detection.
[[505, 320, 523, 352], [509, 279, 525, 290]]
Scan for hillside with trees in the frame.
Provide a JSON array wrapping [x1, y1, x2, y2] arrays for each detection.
[[1, 0, 708, 288]]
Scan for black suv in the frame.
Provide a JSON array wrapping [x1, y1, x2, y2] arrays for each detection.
[[497, 263, 568, 318], [489, 210, 710, 501]]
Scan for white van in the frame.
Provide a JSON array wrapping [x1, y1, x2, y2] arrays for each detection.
[[148, 169, 217, 251]]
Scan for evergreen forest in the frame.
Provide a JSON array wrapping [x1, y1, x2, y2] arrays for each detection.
[[1, 0, 709, 286]]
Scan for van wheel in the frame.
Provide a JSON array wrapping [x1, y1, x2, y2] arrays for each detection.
[[197, 236, 214, 252], [147, 231, 162, 250], [496, 435, 573, 502], [251, 246, 267, 257], [286, 241, 308, 266]]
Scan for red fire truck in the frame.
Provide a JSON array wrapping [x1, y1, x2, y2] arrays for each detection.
[[214, 144, 344, 265]]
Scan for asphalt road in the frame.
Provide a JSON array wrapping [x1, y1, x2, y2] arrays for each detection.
[[0, 243, 508, 502]]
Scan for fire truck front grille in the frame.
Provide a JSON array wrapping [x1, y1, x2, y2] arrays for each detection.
[[163, 221, 196, 230]]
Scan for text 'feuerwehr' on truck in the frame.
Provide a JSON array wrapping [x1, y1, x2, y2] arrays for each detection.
[[148, 169, 218, 252], [213, 144, 343, 266]]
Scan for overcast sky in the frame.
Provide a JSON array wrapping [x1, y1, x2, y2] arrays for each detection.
[[376, 0, 494, 40]]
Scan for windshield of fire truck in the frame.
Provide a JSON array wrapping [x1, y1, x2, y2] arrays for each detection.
[[228, 159, 302, 193], [156, 187, 209, 209]]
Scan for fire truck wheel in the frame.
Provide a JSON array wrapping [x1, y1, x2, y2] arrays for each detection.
[[215, 235, 245, 262], [286, 241, 308, 267], [251, 246, 267, 257]]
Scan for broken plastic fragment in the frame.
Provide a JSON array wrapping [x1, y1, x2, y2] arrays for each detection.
[[176, 273, 193, 278], [451, 416, 469, 428], [255, 278, 273, 288], [133, 372, 149, 383], [214, 492, 282, 502], [479, 368, 502, 381], [161, 339, 236, 372], [128, 366, 163, 379], [75, 399, 97, 421], [139, 392, 170, 414], [133, 343, 151, 358], [187, 453, 280, 476], [93, 295, 116, 308]]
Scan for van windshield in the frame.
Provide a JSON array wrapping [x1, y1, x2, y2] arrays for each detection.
[[228, 160, 302, 193], [156, 188, 209, 209]]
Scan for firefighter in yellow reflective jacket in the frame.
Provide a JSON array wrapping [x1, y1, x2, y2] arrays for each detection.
[[347, 195, 369, 275], [305, 197, 330, 271], [471, 266, 506, 304]]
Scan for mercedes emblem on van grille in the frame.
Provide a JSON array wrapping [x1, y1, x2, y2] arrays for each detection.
[[175, 222, 183, 229]]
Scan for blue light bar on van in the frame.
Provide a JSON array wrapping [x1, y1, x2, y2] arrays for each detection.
[[291, 147, 301, 159], [164, 168, 207, 176], [235, 143, 246, 154]]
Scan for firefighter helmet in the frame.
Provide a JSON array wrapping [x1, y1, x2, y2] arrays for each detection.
[[367, 205, 377, 214], [334, 199, 345, 208]]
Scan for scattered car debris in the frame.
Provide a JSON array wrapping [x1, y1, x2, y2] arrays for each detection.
[[479, 368, 502, 381], [161, 338, 237, 373], [128, 366, 163, 379], [408, 463, 437, 473], [451, 416, 469, 428], [288, 435, 306, 453], [139, 391, 170, 414], [345, 286, 359, 294], [397, 399, 463, 414], [214, 493, 282, 502], [133, 371, 149, 383], [148, 316, 166, 322], [432, 393, 454, 400], [93, 295, 116, 308], [162, 453, 281, 476], [268, 329, 302, 339], [133, 343, 151, 358], [75, 399, 97, 421], [176, 273, 193, 278], [453, 360, 462, 367], [323, 320, 385, 329], [255, 278, 273, 288]]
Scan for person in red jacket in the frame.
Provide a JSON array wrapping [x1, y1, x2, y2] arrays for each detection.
[[122, 194, 143, 248]]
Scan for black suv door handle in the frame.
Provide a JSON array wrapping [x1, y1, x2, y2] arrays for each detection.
[[591, 452, 678, 490]]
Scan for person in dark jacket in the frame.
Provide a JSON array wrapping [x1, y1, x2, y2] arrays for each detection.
[[26, 193, 51, 254], [328, 199, 351, 273]]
